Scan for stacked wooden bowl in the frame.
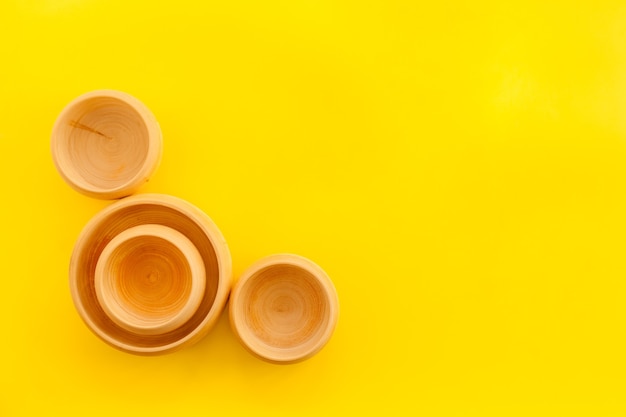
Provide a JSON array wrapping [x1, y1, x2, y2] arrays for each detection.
[[52, 90, 338, 362], [69, 194, 231, 355]]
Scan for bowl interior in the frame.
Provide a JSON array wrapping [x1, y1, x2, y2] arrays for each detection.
[[237, 264, 332, 355], [73, 203, 220, 350], [54, 95, 150, 192]]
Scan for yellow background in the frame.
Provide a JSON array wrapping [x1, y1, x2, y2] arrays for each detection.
[[1, 0, 626, 415]]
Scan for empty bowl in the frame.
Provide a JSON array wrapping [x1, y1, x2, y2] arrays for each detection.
[[95, 224, 206, 336], [51, 90, 162, 199], [70, 194, 231, 355], [229, 254, 339, 364]]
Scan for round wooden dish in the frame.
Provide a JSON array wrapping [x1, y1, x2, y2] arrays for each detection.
[[70, 194, 231, 355], [51, 90, 162, 199], [229, 254, 339, 364], [94, 224, 206, 336]]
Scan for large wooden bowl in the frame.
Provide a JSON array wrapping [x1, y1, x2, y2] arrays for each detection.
[[229, 254, 339, 364], [69, 194, 231, 355], [51, 90, 162, 199]]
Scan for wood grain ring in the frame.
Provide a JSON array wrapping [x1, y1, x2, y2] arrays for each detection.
[[229, 254, 339, 364], [94, 224, 206, 336], [51, 90, 162, 199], [70, 194, 231, 355]]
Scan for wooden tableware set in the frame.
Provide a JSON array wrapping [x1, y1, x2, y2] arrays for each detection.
[[51, 90, 339, 363]]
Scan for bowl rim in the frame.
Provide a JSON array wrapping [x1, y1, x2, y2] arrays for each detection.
[[69, 193, 232, 354], [51, 89, 162, 200], [229, 253, 339, 364]]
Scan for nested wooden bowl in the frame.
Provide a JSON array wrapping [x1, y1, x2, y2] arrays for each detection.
[[70, 194, 231, 355], [51, 90, 162, 199], [229, 254, 339, 364], [95, 224, 206, 336]]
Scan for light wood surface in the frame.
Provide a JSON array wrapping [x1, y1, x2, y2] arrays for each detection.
[[51, 90, 162, 199], [95, 224, 206, 336], [229, 254, 339, 364], [70, 194, 231, 355]]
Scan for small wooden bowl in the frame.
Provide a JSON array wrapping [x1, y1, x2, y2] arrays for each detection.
[[51, 90, 162, 199], [70, 194, 231, 355], [94, 224, 206, 336], [229, 254, 339, 364]]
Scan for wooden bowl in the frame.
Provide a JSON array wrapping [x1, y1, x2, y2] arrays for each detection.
[[229, 254, 339, 364], [70, 194, 231, 355], [51, 90, 162, 199], [94, 224, 206, 336]]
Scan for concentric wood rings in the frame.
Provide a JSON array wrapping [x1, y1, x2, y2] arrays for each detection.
[[229, 254, 339, 363], [69, 194, 231, 355], [51, 90, 162, 199]]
